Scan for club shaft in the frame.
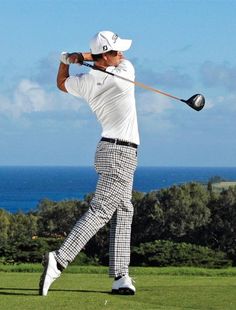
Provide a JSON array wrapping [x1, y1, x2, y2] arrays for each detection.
[[82, 62, 181, 101], [132, 81, 181, 101]]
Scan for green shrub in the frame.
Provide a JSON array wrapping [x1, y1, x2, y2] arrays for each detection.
[[71, 252, 100, 266], [0, 237, 63, 263], [131, 240, 232, 268]]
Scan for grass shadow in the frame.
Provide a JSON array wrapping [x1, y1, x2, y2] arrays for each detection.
[[0, 287, 111, 296]]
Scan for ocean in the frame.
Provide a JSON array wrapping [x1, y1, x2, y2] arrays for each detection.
[[0, 166, 236, 213]]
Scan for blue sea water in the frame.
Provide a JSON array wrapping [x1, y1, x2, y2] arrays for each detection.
[[0, 166, 236, 213]]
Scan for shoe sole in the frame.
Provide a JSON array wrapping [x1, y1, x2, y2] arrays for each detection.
[[112, 288, 135, 295], [39, 253, 49, 296]]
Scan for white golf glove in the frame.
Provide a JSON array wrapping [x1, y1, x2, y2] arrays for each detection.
[[60, 52, 84, 65], [60, 52, 71, 65]]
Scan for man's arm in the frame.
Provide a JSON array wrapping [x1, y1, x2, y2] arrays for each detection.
[[57, 52, 93, 93], [57, 62, 69, 92]]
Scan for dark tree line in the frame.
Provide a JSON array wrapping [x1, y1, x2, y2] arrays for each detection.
[[0, 182, 236, 267]]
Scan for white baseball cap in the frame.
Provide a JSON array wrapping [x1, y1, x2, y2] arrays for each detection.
[[90, 31, 132, 55]]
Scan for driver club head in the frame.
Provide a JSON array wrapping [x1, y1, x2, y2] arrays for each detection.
[[183, 94, 205, 111]]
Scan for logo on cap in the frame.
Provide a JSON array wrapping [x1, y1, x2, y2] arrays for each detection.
[[103, 45, 108, 51], [112, 34, 118, 43]]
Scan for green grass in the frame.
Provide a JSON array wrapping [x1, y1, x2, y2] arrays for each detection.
[[0, 267, 236, 309], [2, 263, 236, 276]]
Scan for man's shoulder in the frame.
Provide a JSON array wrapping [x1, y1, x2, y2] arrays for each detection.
[[116, 59, 135, 77], [120, 59, 134, 68]]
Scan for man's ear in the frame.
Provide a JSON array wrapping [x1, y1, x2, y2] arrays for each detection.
[[102, 53, 108, 61]]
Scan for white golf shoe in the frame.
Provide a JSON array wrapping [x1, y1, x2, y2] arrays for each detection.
[[39, 252, 61, 296], [112, 275, 136, 295]]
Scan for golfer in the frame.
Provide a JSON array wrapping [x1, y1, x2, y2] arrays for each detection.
[[39, 30, 139, 296]]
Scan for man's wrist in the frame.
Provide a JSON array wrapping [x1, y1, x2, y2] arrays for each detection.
[[81, 52, 94, 61], [75, 52, 84, 64]]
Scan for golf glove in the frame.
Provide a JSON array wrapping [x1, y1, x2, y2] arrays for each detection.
[[60, 52, 70, 65], [60, 52, 84, 65]]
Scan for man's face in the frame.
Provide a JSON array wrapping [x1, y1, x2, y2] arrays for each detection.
[[104, 51, 124, 67]]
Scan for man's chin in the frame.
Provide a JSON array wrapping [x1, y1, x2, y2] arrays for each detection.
[[115, 60, 123, 67]]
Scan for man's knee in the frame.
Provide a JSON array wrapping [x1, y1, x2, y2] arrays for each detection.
[[90, 200, 115, 223]]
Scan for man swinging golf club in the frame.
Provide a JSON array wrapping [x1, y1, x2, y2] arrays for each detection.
[[39, 30, 139, 296]]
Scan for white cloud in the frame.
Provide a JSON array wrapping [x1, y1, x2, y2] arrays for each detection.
[[14, 79, 48, 114], [217, 94, 236, 110], [202, 93, 236, 111], [201, 96, 214, 110], [137, 92, 173, 115], [0, 78, 85, 119], [137, 92, 175, 134]]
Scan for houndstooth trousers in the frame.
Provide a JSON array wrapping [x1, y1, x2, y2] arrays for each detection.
[[53, 140, 138, 277]]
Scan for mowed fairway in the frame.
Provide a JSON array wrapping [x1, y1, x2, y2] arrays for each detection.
[[0, 271, 236, 310]]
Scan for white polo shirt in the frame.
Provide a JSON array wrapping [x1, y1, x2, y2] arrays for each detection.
[[65, 59, 140, 145]]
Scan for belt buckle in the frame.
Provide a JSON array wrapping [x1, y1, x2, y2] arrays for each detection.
[[114, 138, 118, 145]]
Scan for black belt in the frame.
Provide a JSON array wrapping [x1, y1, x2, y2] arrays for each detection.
[[101, 137, 138, 149]]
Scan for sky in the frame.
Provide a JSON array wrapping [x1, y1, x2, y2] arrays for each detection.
[[0, 0, 235, 167]]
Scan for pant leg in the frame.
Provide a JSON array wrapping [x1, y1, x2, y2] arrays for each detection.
[[109, 175, 134, 277], [54, 172, 125, 268], [54, 141, 137, 269], [105, 141, 137, 277]]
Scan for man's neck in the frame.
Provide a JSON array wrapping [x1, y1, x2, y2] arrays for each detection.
[[94, 60, 108, 70]]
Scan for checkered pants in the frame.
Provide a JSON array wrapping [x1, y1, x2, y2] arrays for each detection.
[[53, 140, 137, 277]]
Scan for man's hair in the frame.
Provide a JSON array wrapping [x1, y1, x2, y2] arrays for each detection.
[[91, 54, 103, 61]]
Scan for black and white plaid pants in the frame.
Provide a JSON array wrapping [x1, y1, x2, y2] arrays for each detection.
[[54, 140, 138, 277]]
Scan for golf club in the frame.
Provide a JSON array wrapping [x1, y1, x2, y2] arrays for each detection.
[[82, 62, 205, 111]]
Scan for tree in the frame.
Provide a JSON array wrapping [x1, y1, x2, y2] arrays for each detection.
[[0, 209, 11, 241], [204, 186, 236, 263], [36, 199, 89, 237], [1, 184, 236, 266], [132, 190, 165, 245], [158, 183, 210, 239], [8, 212, 38, 241], [132, 183, 211, 245]]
